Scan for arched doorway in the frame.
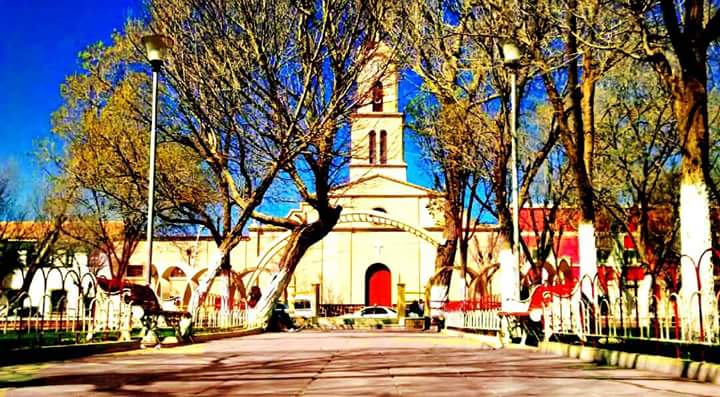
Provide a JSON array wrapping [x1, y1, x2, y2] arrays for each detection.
[[365, 263, 391, 306]]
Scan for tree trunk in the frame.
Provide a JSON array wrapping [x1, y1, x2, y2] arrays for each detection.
[[425, 197, 461, 318], [490, 147, 518, 308], [247, 206, 342, 329], [675, 74, 714, 339], [576, 57, 598, 300], [471, 262, 500, 299], [459, 235, 469, 300], [220, 182, 233, 312]]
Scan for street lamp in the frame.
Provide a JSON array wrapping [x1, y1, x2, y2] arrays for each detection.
[[502, 41, 521, 301], [141, 34, 173, 286]]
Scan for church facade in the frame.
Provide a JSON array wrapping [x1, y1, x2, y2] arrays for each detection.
[[120, 44, 498, 310], [226, 44, 484, 308]]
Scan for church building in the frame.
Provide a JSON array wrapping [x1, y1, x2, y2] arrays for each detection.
[[248, 43, 464, 308]]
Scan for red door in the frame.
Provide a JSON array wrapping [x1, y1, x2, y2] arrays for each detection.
[[366, 264, 391, 306]]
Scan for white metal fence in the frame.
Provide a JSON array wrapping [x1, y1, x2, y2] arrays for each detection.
[[1, 267, 249, 348], [543, 279, 720, 345], [444, 297, 502, 331], [445, 309, 502, 331]]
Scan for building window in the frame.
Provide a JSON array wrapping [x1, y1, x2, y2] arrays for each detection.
[[372, 81, 383, 112], [294, 299, 311, 310], [169, 267, 186, 278], [368, 130, 376, 164], [379, 130, 387, 164], [126, 264, 144, 277]]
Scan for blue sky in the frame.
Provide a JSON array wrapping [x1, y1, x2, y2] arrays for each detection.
[[0, 0, 141, 204], [0, 1, 436, 221]]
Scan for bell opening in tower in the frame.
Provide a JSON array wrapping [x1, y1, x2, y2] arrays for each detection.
[[380, 130, 387, 164], [372, 81, 383, 112]]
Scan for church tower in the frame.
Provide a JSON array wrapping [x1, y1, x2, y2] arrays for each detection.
[[349, 42, 407, 182]]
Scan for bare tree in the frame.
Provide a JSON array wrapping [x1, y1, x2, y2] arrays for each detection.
[[149, 0, 400, 325], [594, 59, 681, 291], [507, 0, 630, 298]]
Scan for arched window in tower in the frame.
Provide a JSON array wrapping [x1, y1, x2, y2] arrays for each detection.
[[372, 81, 383, 112], [368, 130, 376, 164], [379, 130, 387, 164]]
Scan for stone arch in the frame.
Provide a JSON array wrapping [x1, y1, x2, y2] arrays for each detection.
[[190, 267, 208, 287], [556, 258, 573, 285], [159, 265, 190, 300], [247, 210, 440, 286], [236, 266, 274, 300], [161, 264, 192, 280]]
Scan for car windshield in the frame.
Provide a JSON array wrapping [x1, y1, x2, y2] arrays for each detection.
[[294, 300, 311, 310]]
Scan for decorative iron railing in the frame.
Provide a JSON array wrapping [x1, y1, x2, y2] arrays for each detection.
[[1, 266, 248, 349], [541, 249, 719, 345], [542, 276, 720, 345]]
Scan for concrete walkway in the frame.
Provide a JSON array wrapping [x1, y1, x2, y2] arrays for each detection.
[[1, 330, 718, 396]]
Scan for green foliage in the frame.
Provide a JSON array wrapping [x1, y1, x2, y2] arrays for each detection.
[[46, 24, 215, 280]]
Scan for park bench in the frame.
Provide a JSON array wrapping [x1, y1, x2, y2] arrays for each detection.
[[497, 281, 586, 344], [97, 276, 191, 341]]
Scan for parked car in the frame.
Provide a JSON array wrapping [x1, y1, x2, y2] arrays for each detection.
[[291, 295, 315, 318], [342, 306, 397, 319]]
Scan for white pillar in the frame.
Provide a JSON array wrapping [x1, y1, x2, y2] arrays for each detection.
[[578, 221, 597, 299], [220, 269, 230, 313]]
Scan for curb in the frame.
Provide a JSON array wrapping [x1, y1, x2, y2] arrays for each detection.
[[186, 327, 263, 343], [538, 341, 720, 385], [442, 329, 504, 349], [2, 328, 263, 366], [1, 340, 141, 366]]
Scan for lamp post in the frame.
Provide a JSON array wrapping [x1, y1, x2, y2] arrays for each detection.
[[502, 42, 521, 301], [141, 34, 173, 287]]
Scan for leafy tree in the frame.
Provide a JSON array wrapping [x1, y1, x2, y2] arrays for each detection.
[[402, 0, 560, 307], [593, 59, 681, 310], [595, 59, 680, 271], [47, 34, 214, 285]]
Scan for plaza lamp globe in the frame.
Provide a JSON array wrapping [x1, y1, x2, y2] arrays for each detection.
[[502, 42, 521, 68], [141, 34, 174, 70]]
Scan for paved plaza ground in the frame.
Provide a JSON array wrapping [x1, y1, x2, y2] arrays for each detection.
[[1, 330, 719, 396]]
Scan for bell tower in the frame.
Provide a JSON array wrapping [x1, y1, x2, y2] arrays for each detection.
[[349, 42, 407, 181]]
